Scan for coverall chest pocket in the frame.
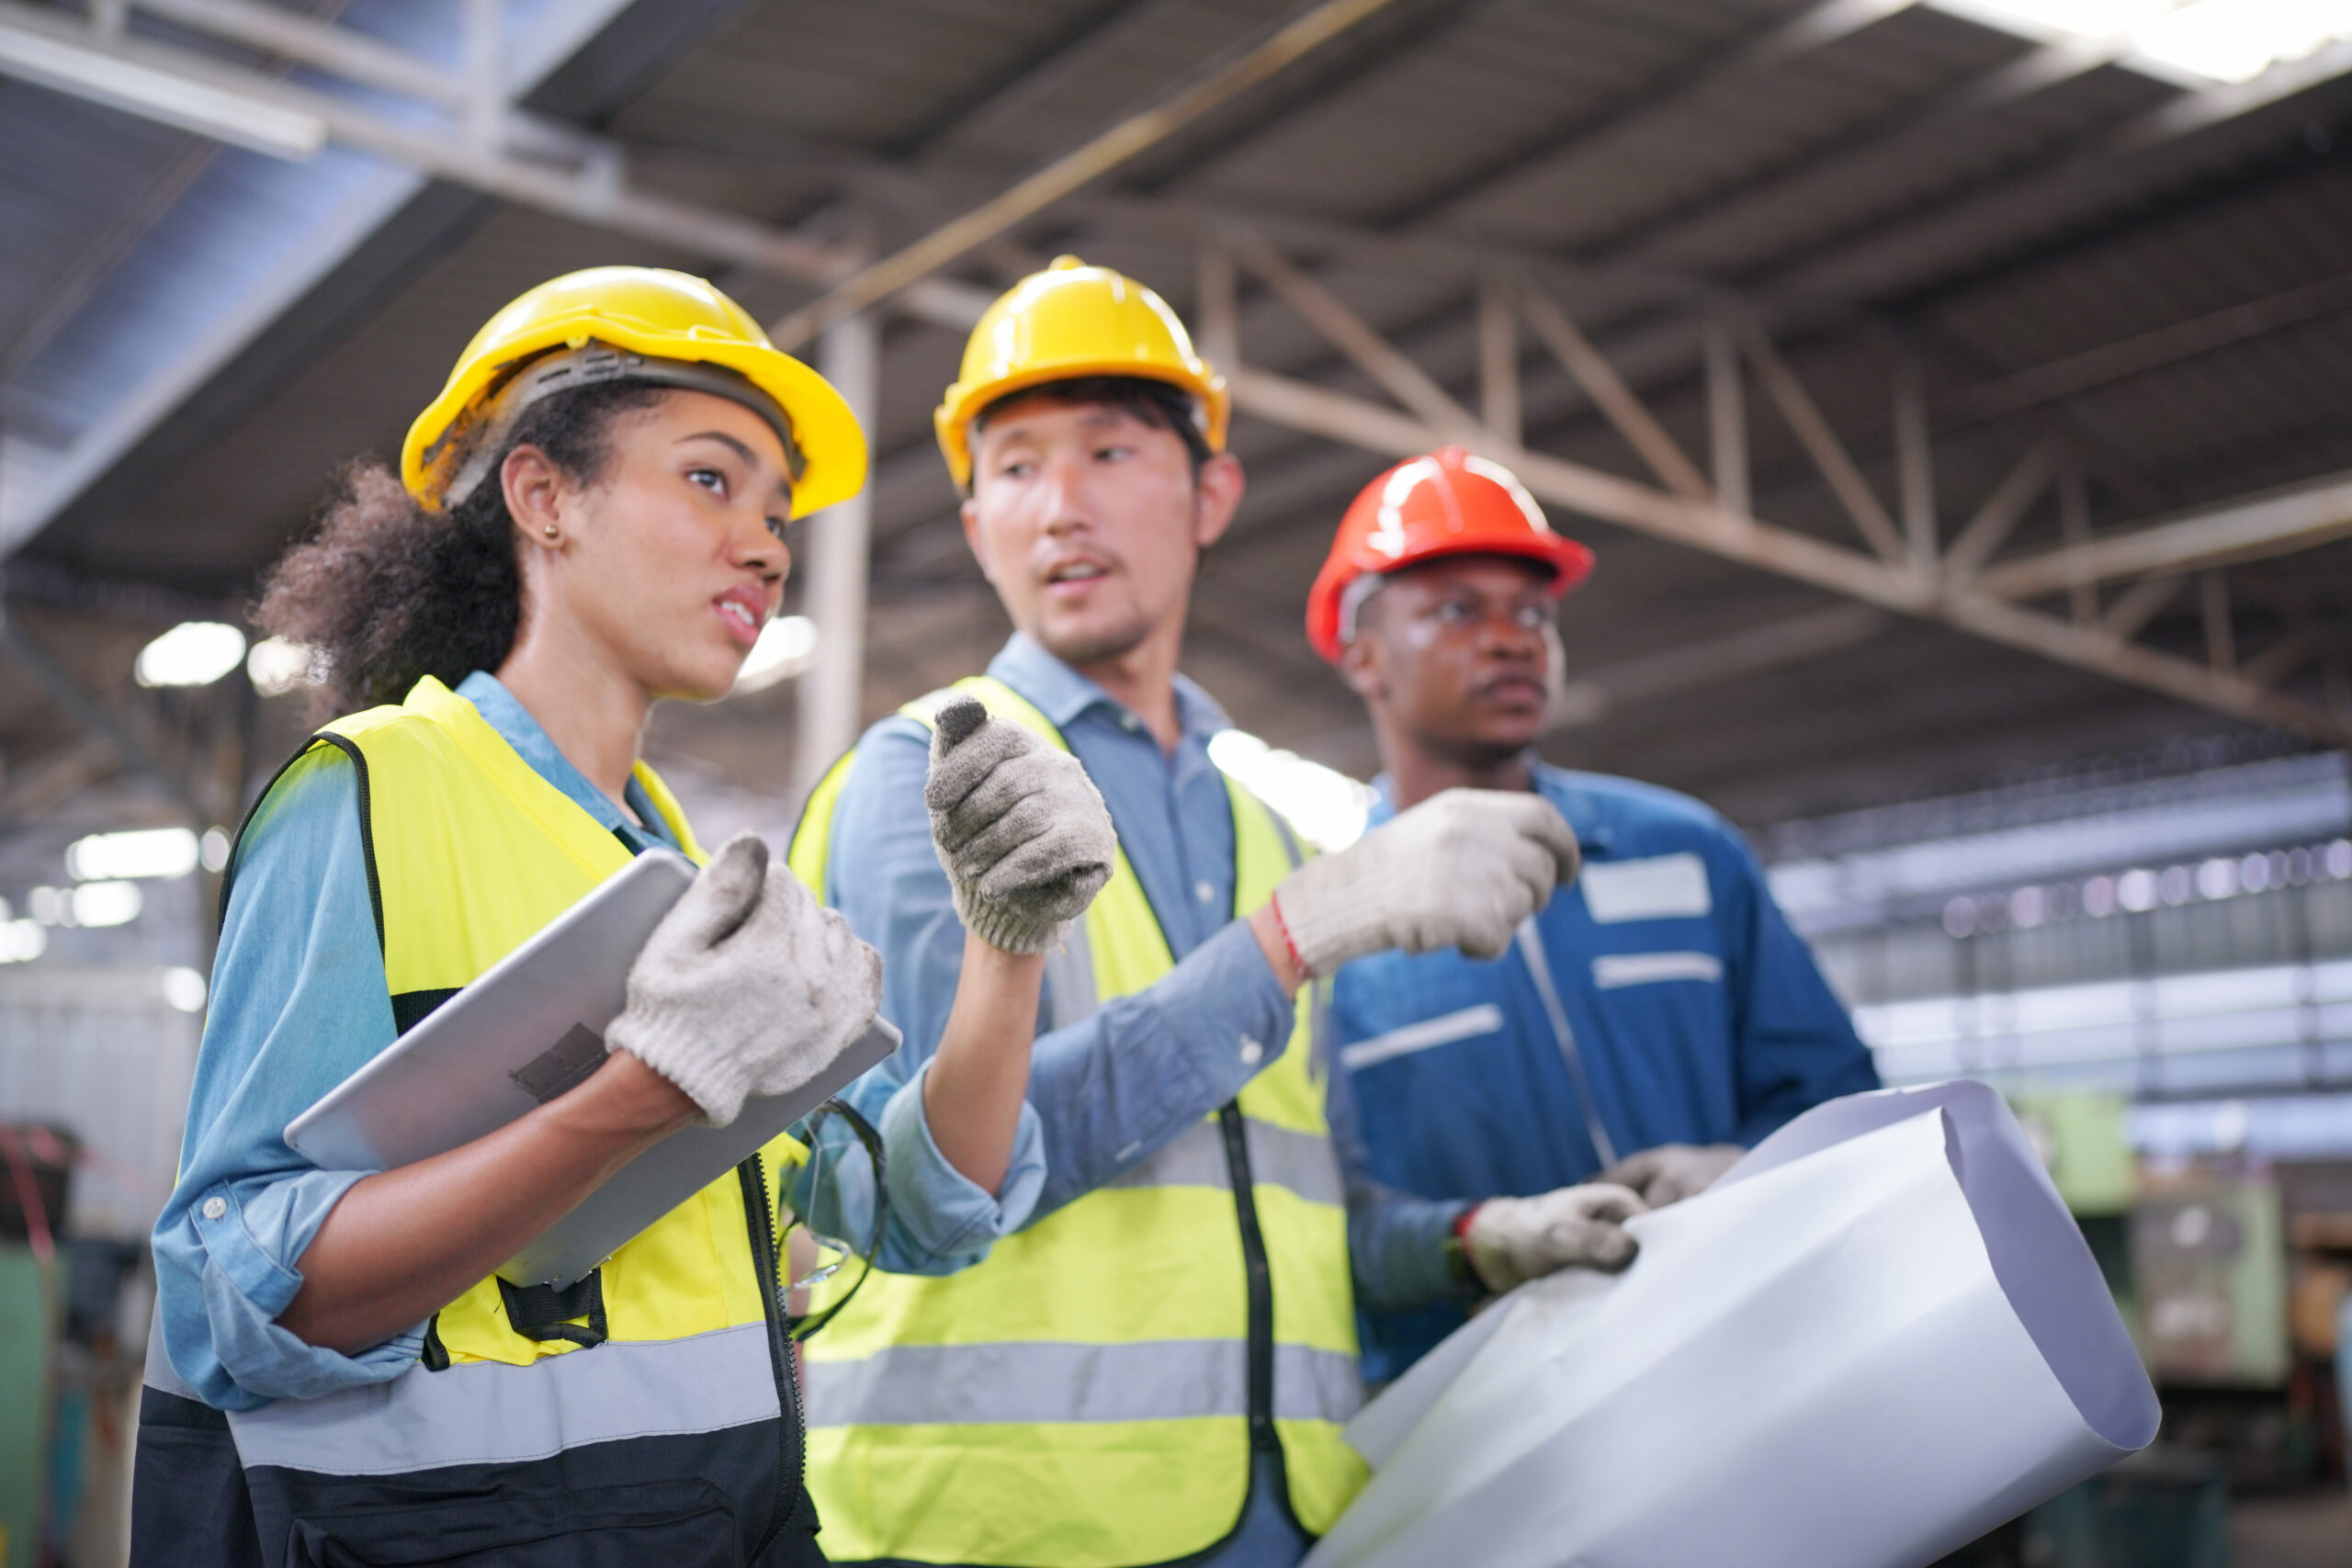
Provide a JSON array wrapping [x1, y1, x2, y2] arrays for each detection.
[[282, 1477, 739, 1567]]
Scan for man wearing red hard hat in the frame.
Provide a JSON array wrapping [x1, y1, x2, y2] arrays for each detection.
[[1309, 447, 1879, 1383]]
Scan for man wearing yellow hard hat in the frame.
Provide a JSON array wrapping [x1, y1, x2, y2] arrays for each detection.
[[790, 258, 1580, 1567], [133, 266, 1109, 1567]]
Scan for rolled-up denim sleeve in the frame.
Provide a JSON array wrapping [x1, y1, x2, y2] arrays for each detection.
[[151, 750, 420, 1410], [816, 716, 1299, 1248], [796, 720, 1050, 1274]]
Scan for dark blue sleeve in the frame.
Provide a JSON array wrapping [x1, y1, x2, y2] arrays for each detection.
[[1718, 832, 1881, 1145]]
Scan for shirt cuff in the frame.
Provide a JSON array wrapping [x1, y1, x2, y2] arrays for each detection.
[[187, 1169, 424, 1404], [877, 1062, 1048, 1269], [1351, 1193, 1481, 1312], [1159, 919, 1299, 1109]]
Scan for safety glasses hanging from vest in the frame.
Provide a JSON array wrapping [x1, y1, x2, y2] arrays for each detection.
[[784, 1097, 887, 1341]]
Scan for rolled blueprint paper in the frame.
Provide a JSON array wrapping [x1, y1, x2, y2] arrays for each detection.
[[1307, 1080, 2159, 1568]]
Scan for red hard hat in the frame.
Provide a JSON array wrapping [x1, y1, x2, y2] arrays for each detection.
[[1306, 446, 1594, 662]]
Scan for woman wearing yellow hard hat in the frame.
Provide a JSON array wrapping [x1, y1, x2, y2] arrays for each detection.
[[132, 266, 1110, 1567]]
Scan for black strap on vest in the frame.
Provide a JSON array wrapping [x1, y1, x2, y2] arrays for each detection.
[[497, 1270, 609, 1348]]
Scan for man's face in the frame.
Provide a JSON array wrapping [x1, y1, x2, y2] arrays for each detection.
[[961, 395, 1239, 665], [1346, 555, 1556, 756]]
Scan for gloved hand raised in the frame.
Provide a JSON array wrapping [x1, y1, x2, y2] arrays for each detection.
[[1600, 1143, 1745, 1207], [1463, 1184, 1646, 1295], [606, 834, 882, 1128], [1270, 789, 1579, 977], [926, 696, 1117, 954]]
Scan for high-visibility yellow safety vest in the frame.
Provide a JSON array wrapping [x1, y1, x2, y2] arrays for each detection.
[[789, 675, 1368, 1568], [216, 676, 819, 1562]]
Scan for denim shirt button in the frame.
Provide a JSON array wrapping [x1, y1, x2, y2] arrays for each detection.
[[201, 1195, 228, 1222]]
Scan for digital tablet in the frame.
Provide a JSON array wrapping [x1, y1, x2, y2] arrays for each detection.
[[285, 847, 899, 1289]]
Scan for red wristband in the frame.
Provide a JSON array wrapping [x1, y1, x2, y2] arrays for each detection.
[[1267, 892, 1308, 980], [1453, 1202, 1484, 1239]]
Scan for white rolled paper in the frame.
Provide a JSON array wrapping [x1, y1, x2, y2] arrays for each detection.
[[1309, 1080, 2160, 1568]]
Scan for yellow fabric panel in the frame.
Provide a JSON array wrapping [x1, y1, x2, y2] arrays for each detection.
[[1276, 1417, 1371, 1535], [787, 750, 857, 896], [815, 1183, 1250, 1358], [1257, 1185, 1357, 1353], [806, 1419, 1252, 1568], [319, 676, 774, 1369], [795, 673, 1366, 1561]]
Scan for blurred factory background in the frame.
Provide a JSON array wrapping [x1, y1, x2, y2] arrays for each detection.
[[4, 0, 2352, 1562]]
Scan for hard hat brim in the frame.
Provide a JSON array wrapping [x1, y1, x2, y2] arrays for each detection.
[[1306, 532, 1595, 663], [405, 319, 866, 518], [934, 359, 1230, 489]]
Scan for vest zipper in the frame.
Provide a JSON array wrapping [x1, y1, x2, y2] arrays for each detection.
[[739, 1154, 807, 1558], [1216, 1102, 1278, 1453]]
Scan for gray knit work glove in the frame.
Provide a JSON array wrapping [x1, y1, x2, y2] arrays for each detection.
[[925, 696, 1117, 955], [605, 833, 883, 1128], [1270, 789, 1580, 977], [1600, 1143, 1745, 1208], [1463, 1184, 1647, 1294]]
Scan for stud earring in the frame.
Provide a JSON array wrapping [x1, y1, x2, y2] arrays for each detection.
[[543, 525, 560, 540]]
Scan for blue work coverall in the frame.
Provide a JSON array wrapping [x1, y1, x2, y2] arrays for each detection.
[[1333, 762, 1879, 1382]]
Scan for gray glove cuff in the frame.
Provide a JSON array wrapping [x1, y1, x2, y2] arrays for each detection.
[[605, 1012, 746, 1129], [945, 878, 1066, 956]]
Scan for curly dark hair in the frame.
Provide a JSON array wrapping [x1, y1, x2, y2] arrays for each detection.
[[257, 381, 666, 714]]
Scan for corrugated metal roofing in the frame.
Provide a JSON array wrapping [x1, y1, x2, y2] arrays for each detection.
[[5, 0, 2352, 829]]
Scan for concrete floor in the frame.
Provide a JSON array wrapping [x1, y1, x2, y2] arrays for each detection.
[[2232, 1493, 2351, 1567]]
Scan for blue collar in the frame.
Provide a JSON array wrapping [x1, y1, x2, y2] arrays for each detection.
[[454, 671, 675, 849], [985, 631, 1231, 744]]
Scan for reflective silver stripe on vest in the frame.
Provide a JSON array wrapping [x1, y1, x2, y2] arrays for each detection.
[[805, 1338, 1361, 1428], [225, 1322, 779, 1476], [1106, 1116, 1344, 1209]]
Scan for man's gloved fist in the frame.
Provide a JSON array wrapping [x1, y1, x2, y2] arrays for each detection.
[[606, 833, 883, 1128], [926, 696, 1117, 954], [1270, 789, 1579, 977], [1463, 1184, 1646, 1294], [1600, 1143, 1745, 1208]]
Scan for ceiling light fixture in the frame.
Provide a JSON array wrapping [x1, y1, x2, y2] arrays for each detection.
[[137, 621, 247, 687], [67, 826, 200, 881]]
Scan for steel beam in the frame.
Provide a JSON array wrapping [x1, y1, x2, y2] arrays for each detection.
[[1737, 320, 1907, 566], [1218, 260, 2352, 743], [0, 611, 197, 814], [1519, 284, 1710, 502], [1942, 436, 2059, 583], [1972, 470, 2352, 601], [1550, 604, 1890, 729], [764, 0, 1408, 349]]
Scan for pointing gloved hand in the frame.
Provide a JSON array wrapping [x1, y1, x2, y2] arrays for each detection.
[[925, 695, 1118, 954], [606, 833, 883, 1128], [1600, 1143, 1746, 1207], [1270, 789, 1579, 977], [1462, 1184, 1647, 1295]]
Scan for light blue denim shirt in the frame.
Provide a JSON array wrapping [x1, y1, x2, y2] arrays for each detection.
[[151, 671, 1041, 1412], [821, 633, 1444, 1567]]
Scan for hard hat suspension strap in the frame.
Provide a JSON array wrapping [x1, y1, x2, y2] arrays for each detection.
[[438, 341, 807, 509]]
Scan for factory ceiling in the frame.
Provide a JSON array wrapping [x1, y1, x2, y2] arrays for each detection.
[[4, 0, 2351, 845]]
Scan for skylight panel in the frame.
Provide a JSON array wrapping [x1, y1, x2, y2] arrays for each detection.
[[1934, 0, 2352, 85]]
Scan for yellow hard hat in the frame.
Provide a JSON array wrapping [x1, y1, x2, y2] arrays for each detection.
[[934, 255, 1229, 488], [402, 266, 866, 518]]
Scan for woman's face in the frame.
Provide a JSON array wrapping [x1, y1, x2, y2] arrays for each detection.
[[520, 389, 796, 703]]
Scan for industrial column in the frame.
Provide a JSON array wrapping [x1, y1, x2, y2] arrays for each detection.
[[791, 310, 879, 791]]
